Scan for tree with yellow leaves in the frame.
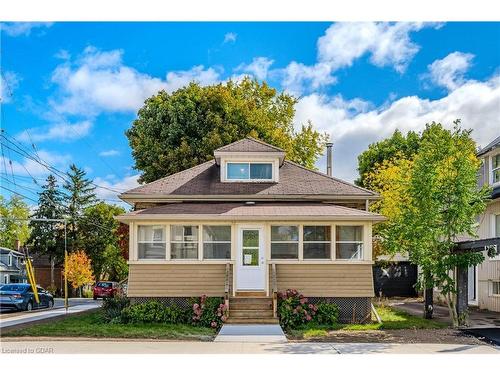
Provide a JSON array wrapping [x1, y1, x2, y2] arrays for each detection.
[[64, 250, 95, 297]]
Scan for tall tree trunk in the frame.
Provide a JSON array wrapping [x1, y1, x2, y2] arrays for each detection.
[[424, 270, 434, 319]]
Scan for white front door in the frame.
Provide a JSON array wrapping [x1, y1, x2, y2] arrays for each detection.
[[236, 226, 266, 290]]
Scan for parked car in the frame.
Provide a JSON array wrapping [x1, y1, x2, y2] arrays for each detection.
[[0, 283, 54, 311], [93, 281, 120, 299]]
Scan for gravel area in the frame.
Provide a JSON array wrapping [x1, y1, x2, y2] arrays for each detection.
[[290, 328, 488, 345]]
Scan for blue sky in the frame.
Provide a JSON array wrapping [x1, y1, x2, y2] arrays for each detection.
[[1, 22, 499, 207]]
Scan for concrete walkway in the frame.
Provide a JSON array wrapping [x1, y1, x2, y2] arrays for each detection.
[[0, 300, 101, 330], [215, 324, 287, 343], [0, 339, 498, 354]]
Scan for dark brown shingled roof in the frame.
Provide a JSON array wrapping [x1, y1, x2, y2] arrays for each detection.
[[117, 202, 384, 220], [122, 159, 376, 198], [214, 137, 285, 153]]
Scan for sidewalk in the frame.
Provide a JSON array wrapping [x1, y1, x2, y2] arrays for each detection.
[[0, 301, 100, 330], [0, 339, 498, 354]]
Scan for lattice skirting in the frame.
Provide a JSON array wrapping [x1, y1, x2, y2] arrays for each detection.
[[308, 297, 372, 323], [129, 297, 194, 310]]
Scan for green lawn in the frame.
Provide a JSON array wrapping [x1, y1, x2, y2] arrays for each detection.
[[1, 310, 215, 340], [289, 305, 448, 339]]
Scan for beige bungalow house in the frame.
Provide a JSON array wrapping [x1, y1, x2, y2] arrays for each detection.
[[117, 138, 384, 323]]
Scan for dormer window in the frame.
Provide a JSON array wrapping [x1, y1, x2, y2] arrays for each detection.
[[226, 162, 273, 181]]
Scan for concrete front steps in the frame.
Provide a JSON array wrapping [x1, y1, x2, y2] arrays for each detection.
[[226, 296, 279, 324]]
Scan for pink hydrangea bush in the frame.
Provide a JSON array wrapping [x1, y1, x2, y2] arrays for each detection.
[[191, 294, 228, 329]]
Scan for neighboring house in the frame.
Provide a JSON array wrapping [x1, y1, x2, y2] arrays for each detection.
[[30, 253, 64, 293], [117, 138, 384, 323], [0, 247, 27, 284], [469, 136, 500, 312]]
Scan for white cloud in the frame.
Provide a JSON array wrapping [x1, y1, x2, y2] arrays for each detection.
[[164, 65, 221, 93], [94, 174, 141, 204], [279, 22, 439, 95], [1, 22, 53, 37], [279, 62, 336, 96], [318, 22, 430, 73], [50, 46, 221, 116], [99, 149, 120, 157], [235, 57, 274, 81], [223, 32, 237, 44], [16, 121, 93, 143], [296, 75, 500, 182], [0, 71, 20, 103], [425, 51, 474, 90]]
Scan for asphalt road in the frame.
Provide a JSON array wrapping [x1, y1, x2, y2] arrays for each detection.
[[466, 328, 500, 346]]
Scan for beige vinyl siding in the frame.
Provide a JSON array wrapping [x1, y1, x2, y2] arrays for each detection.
[[127, 264, 232, 297], [269, 263, 374, 297], [476, 198, 500, 312]]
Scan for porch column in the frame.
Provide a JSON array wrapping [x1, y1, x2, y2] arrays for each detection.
[[456, 265, 468, 326]]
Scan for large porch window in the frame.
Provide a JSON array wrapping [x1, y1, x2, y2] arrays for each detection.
[[336, 226, 363, 260], [137, 225, 166, 259], [203, 225, 231, 259], [271, 225, 299, 259], [303, 226, 331, 259], [171, 225, 199, 259]]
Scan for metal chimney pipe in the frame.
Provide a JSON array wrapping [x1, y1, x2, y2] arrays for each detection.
[[326, 142, 333, 177]]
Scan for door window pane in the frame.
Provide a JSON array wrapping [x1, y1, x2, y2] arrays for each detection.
[[227, 163, 249, 179], [243, 230, 259, 247], [250, 163, 272, 179], [242, 248, 259, 266]]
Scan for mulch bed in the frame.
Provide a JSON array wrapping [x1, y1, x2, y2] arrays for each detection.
[[290, 329, 488, 345]]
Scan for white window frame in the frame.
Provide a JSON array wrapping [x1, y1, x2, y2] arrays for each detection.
[[335, 225, 364, 260], [226, 162, 274, 182], [270, 225, 299, 260], [137, 225, 167, 260], [8, 254, 12, 266], [302, 225, 332, 260], [490, 154, 500, 185], [490, 280, 500, 297], [202, 225, 231, 260], [170, 225, 199, 260]]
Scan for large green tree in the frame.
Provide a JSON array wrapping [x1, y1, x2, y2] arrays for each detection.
[[356, 129, 421, 189], [126, 78, 328, 183], [370, 122, 490, 326], [0, 194, 30, 249], [78, 202, 127, 280], [63, 164, 97, 250], [28, 174, 65, 286]]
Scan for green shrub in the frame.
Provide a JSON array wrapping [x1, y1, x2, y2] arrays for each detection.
[[82, 288, 93, 299], [120, 300, 189, 324], [277, 289, 317, 330], [191, 295, 227, 329], [277, 289, 339, 330], [314, 303, 339, 326], [102, 295, 130, 322]]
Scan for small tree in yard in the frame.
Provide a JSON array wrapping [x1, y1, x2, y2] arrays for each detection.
[[369, 122, 490, 327], [64, 250, 95, 297]]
